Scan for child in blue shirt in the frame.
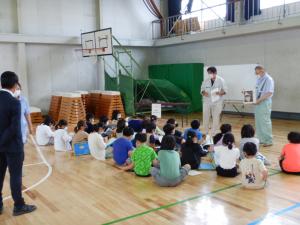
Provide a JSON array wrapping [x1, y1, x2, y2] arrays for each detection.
[[113, 127, 134, 166], [183, 120, 203, 141]]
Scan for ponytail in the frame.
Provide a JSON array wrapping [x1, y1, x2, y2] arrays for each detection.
[[74, 126, 79, 133], [74, 120, 86, 133], [222, 133, 235, 150], [186, 131, 196, 146]]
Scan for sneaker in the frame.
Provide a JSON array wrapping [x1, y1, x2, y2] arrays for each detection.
[[13, 204, 37, 216]]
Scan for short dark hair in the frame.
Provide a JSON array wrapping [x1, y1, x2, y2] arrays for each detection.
[[163, 123, 175, 135], [135, 133, 147, 143], [146, 122, 156, 133], [243, 142, 257, 156], [112, 110, 120, 120], [241, 124, 255, 138], [123, 127, 134, 137], [150, 115, 157, 122], [222, 133, 235, 150], [57, 119, 68, 128], [86, 112, 94, 121], [43, 115, 54, 126], [220, 124, 232, 134], [186, 130, 197, 146], [191, 120, 200, 129], [288, 132, 300, 144], [100, 115, 109, 123], [93, 122, 105, 132], [160, 135, 176, 150], [207, 66, 217, 74], [116, 118, 126, 133], [166, 118, 178, 127], [1, 71, 19, 89]]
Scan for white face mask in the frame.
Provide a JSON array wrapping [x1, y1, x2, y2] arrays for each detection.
[[14, 90, 21, 98], [117, 114, 121, 119]]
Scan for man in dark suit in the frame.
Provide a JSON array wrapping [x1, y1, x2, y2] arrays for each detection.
[[0, 71, 36, 216]]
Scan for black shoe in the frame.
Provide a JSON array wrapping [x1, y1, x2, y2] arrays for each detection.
[[13, 204, 37, 216], [0, 206, 3, 215]]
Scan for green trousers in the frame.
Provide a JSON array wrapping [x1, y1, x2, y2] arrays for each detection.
[[255, 99, 273, 145]]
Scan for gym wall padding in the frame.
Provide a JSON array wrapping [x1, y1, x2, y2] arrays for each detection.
[[105, 72, 118, 91], [149, 63, 204, 112], [119, 74, 135, 115]]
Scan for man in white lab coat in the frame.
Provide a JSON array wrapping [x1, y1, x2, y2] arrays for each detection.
[[201, 67, 228, 136]]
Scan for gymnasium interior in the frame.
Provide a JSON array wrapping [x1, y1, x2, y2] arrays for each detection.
[[1, 0, 300, 224]]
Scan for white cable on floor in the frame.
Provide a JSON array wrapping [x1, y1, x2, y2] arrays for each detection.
[[3, 135, 53, 201]]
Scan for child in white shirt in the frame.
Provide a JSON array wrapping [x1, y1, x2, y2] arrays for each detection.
[[54, 120, 72, 152], [214, 133, 240, 177], [88, 123, 107, 160], [36, 115, 55, 146], [240, 142, 268, 189]]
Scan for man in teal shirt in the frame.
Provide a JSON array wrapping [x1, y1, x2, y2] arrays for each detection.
[[254, 65, 275, 147]]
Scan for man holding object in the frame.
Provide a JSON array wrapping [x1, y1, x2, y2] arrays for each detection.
[[254, 65, 274, 147], [201, 67, 227, 136], [0, 71, 36, 216]]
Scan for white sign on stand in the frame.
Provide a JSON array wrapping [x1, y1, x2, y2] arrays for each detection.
[[151, 104, 161, 118]]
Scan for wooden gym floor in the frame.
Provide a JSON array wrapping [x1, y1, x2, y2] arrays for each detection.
[[1, 113, 300, 225]]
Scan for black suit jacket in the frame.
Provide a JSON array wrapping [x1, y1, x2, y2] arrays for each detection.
[[0, 90, 24, 153]]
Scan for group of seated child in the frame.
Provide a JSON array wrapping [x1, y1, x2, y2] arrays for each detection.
[[35, 112, 300, 188]]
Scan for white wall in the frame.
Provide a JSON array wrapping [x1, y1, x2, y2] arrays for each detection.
[[155, 27, 300, 113], [0, 0, 18, 33], [0, 43, 18, 72], [26, 44, 99, 111], [18, 0, 99, 36], [102, 0, 159, 40]]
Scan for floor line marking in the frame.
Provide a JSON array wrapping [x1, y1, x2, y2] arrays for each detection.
[[248, 202, 300, 225], [3, 135, 53, 201], [102, 171, 281, 225], [23, 162, 44, 167]]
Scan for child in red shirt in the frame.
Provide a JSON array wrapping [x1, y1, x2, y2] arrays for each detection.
[[279, 132, 300, 175]]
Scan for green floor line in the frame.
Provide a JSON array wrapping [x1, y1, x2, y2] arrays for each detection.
[[102, 171, 281, 225]]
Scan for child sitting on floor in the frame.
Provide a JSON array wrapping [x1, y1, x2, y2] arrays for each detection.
[[54, 119, 72, 152], [99, 115, 113, 137], [240, 142, 268, 189], [128, 114, 145, 132], [36, 115, 55, 146], [183, 119, 203, 142], [85, 113, 95, 134], [279, 132, 300, 175], [240, 124, 270, 165], [113, 127, 134, 166], [213, 124, 232, 146], [72, 120, 88, 145], [116, 118, 126, 138], [145, 122, 160, 149], [150, 115, 165, 136], [181, 131, 208, 170], [151, 135, 191, 187], [214, 133, 240, 177], [121, 133, 157, 177], [166, 118, 182, 139], [88, 123, 107, 160]]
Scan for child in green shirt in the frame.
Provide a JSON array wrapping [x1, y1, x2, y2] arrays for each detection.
[[151, 135, 191, 187], [122, 133, 157, 177]]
